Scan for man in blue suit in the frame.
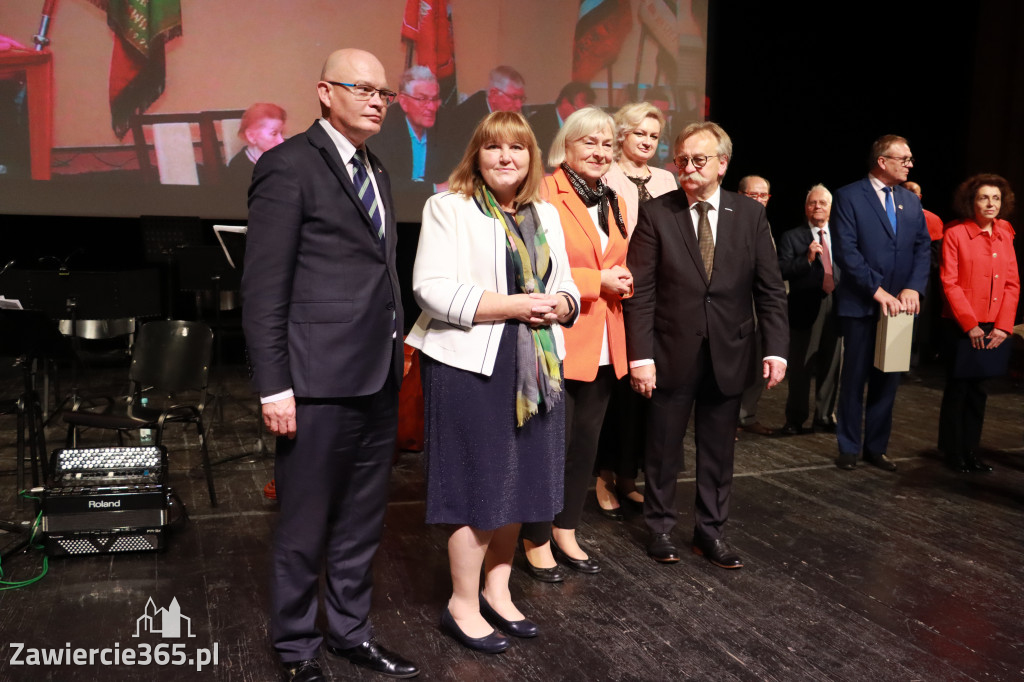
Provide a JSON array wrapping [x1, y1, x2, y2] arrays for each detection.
[[831, 135, 930, 472], [242, 48, 419, 681]]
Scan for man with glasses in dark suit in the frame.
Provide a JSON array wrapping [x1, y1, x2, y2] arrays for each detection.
[[831, 135, 930, 472], [243, 48, 419, 682]]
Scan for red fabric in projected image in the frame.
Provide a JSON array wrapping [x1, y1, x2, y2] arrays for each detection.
[[401, 0, 455, 79], [572, 0, 633, 82], [89, 0, 182, 138]]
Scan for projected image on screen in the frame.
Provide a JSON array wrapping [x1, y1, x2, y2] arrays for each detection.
[[0, 0, 707, 222]]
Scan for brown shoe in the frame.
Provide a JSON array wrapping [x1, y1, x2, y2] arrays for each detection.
[[740, 421, 776, 436]]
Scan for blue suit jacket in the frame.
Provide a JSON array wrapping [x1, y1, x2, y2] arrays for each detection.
[[242, 121, 404, 399], [831, 177, 930, 318]]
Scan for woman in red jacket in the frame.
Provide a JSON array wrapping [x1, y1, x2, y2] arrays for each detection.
[[938, 174, 1020, 472]]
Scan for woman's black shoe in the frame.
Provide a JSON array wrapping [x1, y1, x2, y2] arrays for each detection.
[[479, 593, 539, 638], [439, 608, 510, 654], [551, 538, 601, 574], [518, 539, 568, 582], [964, 455, 993, 473], [597, 505, 624, 521]]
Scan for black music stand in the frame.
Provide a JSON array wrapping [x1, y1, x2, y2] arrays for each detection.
[[0, 310, 69, 560], [140, 215, 205, 319]]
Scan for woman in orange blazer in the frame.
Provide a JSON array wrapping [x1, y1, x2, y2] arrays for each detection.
[[520, 107, 631, 580], [938, 173, 1020, 473]]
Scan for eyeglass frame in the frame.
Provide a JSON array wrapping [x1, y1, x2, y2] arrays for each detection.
[[741, 191, 771, 200], [674, 154, 721, 169], [882, 155, 915, 167], [400, 92, 442, 105], [489, 87, 527, 104], [324, 81, 398, 106]]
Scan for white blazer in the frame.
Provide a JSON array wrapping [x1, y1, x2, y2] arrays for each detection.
[[406, 191, 580, 376]]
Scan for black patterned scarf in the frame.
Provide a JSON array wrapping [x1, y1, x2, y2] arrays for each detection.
[[560, 163, 627, 239]]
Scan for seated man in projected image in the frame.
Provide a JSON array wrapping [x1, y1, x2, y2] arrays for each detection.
[[373, 66, 448, 218], [442, 65, 526, 170], [528, 81, 596, 168]]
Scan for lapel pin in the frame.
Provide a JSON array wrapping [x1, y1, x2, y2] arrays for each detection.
[[898, 204, 903, 210]]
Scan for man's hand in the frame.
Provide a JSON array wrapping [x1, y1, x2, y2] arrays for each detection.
[[873, 286, 904, 317], [629, 364, 657, 398], [806, 240, 823, 264], [263, 396, 297, 438], [763, 358, 786, 389], [897, 289, 920, 315]]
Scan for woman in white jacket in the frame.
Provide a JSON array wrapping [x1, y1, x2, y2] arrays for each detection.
[[406, 111, 579, 654]]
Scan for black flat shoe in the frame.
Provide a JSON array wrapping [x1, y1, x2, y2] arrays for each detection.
[[551, 538, 601, 574], [439, 608, 510, 654], [282, 659, 325, 682], [479, 593, 539, 638], [598, 505, 624, 521], [518, 539, 568, 582], [326, 639, 419, 678], [863, 453, 897, 472]]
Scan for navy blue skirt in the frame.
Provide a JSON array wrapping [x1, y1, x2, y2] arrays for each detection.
[[420, 319, 565, 530]]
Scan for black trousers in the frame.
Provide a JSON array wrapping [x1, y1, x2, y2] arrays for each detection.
[[643, 342, 741, 541], [594, 374, 646, 479], [937, 321, 990, 459], [522, 365, 617, 544], [270, 375, 398, 662]]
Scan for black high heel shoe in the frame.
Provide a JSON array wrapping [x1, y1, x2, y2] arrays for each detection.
[[551, 537, 601, 574], [479, 593, 538, 638], [518, 539, 567, 583], [439, 608, 510, 654]]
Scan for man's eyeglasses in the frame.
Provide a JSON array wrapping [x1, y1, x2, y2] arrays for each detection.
[[491, 88, 527, 103], [402, 93, 442, 105], [741, 192, 770, 200], [674, 154, 720, 169], [883, 155, 915, 167], [325, 81, 398, 106]]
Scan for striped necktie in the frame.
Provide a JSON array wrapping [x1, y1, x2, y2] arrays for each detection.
[[352, 149, 383, 239]]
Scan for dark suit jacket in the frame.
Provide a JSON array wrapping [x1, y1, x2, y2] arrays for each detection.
[[372, 104, 447, 222], [777, 223, 841, 330], [624, 189, 789, 395], [242, 120, 404, 399], [527, 104, 560, 165], [831, 177, 930, 318]]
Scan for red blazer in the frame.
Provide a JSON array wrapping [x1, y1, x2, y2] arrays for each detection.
[[543, 169, 630, 381], [940, 218, 1020, 333]]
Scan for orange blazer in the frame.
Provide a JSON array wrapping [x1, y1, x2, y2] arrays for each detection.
[[543, 169, 630, 381], [940, 218, 1019, 333]]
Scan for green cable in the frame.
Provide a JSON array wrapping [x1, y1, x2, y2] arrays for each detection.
[[0, 491, 49, 590]]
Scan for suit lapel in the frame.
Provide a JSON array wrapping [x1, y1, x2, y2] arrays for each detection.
[[306, 123, 381, 240], [861, 178, 896, 240], [713, 192, 742, 284], [555, 171, 607, 260], [669, 191, 709, 283]]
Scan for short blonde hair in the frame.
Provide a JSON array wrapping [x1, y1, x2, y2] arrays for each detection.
[[447, 111, 544, 205], [547, 106, 616, 168], [612, 102, 665, 158]]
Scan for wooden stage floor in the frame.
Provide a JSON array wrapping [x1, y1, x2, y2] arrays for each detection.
[[1, 359, 1022, 681]]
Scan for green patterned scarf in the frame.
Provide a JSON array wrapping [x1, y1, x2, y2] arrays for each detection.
[[474, 185, 563, 427]]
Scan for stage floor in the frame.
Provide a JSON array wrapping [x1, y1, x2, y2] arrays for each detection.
[[1, 359, 1022, 681]]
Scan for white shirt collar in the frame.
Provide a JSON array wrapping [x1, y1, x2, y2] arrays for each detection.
[[319, 118, 361, 167], [685, 185, 721, 211]]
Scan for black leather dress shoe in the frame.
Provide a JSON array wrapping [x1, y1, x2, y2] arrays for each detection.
[[282, 659, 325, 682], [779, 423, 803, 436], [326, 639, 419, 678], [836, 452, 858, 470], [945, 455, 970, 473], [863, 453, 897, 472], [479, 593, 539, 638], [551, 538, 601, 574], [812, 419, 837, 433], [647, 533, 680, 563], [964, 455, 993, 473], [692, 536, 743, 569], [439, 608, 510, 654]]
